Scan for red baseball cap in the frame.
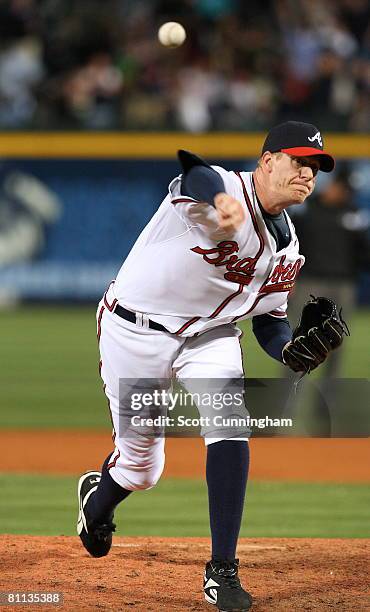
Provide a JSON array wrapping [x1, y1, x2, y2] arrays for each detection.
[[262, 121, 335, 172]]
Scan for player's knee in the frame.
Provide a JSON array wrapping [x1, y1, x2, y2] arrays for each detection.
[[111, 437, 165, 491], [131, 462, 164, 490], [140, 472, 162, 490]]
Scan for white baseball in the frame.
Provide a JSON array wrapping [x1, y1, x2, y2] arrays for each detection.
[[158, 22, 186, 48]]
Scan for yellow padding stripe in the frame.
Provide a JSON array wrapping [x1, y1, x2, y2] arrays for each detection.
[[0, 132, 368, 158]]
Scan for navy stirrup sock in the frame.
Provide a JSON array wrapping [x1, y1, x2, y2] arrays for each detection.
[[206, 440, 249, 562], [86, 455, 131, 523]]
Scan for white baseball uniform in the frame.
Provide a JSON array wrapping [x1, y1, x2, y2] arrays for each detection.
[[97, 168, 304, 491]]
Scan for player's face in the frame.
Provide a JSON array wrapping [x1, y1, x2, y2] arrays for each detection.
[[271, 153, 319, 204]]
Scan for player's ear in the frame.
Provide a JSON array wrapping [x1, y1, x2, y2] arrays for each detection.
[[260, 152, 273, 173]]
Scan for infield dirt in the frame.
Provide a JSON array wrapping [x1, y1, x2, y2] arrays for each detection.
[[2, 435, 369, 611], [1, 535, 369, 611], [1, 433, 369, 481]]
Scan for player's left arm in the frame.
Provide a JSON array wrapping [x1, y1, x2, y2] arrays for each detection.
[[178, 150, 245, 234], [252, 313, 293, 363]]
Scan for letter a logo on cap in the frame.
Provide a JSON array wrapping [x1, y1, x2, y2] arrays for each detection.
[[308, 132, 323, 147]]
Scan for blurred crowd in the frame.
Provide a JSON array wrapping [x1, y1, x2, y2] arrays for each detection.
[[0, 0, 369, 131]]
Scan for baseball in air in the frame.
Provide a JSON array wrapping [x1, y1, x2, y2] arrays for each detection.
[[158, 22, 186, 48]]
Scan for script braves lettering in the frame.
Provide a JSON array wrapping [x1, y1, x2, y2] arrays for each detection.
[[270, 255, 302, 283], [191, 241, 257, 285], [262, 254, 302, 294]]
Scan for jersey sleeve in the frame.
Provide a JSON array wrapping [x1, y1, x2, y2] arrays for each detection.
[[267, 303, 288, 318], [168, 167, 243, 240]]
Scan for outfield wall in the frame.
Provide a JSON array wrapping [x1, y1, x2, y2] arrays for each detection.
[[0, 133, 368, 302]]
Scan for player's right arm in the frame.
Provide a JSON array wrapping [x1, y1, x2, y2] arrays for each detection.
[[174, 150, 245, 235]]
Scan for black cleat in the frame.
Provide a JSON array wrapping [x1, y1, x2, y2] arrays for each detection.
[[204, 559, 253, 611], [77, 471, 116, 558]]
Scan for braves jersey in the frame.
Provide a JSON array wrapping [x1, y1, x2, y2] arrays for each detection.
[[113, 168, 305, 336]]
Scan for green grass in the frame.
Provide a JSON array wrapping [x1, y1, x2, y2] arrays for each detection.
[[0, 306, 369, 429], [0, 306, 104, 428], [0, 474, 369, 538]]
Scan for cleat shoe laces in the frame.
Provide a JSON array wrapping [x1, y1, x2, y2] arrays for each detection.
[[204, 559, 252, 611]]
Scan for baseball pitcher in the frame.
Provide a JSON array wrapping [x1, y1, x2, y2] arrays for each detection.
[[77, 122, 348, 612]]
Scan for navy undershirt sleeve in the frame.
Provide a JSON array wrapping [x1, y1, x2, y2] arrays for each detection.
[[177, 150, 225, 206], [181, 165, 225, 206], [252, 314, 292, 362]]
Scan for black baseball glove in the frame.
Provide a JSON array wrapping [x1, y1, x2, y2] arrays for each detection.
[[282, 296, 350, 374]]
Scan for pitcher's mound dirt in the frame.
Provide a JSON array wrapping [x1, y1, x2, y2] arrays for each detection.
[[1, 536, 369, 611]]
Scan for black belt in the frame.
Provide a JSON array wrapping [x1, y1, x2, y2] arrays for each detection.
[[114, 304, 168, 333]]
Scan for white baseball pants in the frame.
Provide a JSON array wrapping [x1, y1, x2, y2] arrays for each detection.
[[97, 288, 249, 492]]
